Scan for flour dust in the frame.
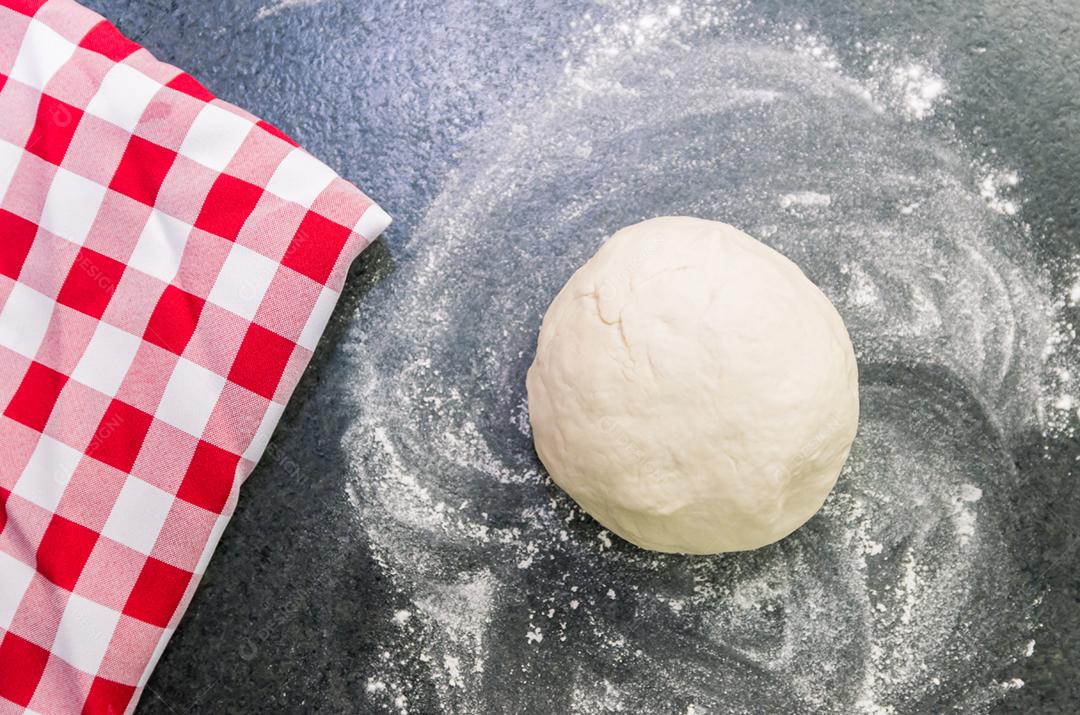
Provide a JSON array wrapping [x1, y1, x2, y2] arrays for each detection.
[[337, 2, 1077, 712]]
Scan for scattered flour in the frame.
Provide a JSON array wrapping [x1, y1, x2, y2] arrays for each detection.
[[891, 63, 947, 119], [979, 169, 1021, 216], [779, 191, 833, 209], [254, 0, 325, 21], [334, 2, 1074, 712]]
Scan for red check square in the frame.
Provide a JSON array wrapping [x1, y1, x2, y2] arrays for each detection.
[[281, 210, 352, 284], [143, 285, 204, 356], [84, 676, 136, 715], [166, 72, 213, 102], [227, 322, 294, 399], [109, 135, 177, 207], [257, 119, 297, 147], [176, 440, 239, 514], [56, 247, 126, 320], [0, 632, 50, 707], [123, 557, 191, 628], [26, 94, 83, 166], [0, 0, 47, 17], [85, 399, 152, 473], [193, 173, 262, 242], [5, 361, 67, 433], [37, 514, 99, 591], [79, 20, 140, 62], [0, 208, 37, 280]]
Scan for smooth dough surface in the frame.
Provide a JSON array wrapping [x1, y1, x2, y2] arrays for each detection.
[[526, 217, 859, 554]]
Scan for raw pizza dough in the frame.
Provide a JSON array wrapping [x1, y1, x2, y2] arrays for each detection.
[[526, 217, 859, 554]]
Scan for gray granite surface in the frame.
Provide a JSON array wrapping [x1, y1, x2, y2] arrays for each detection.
[[81, 1, 1080, 712]]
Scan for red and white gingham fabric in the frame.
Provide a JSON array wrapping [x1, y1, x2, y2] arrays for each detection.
[[0, 1, 390, 712]]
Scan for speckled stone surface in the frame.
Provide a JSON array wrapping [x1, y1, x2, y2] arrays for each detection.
[[79, 1, 1080, 713]]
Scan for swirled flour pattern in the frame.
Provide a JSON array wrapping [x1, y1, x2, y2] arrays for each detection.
[[338, 3, 1079, 713]]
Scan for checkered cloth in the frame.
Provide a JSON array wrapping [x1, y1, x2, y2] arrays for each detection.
[[0, 1, 390, 712]]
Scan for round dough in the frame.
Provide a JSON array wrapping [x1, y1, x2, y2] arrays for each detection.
[[526, 217, 859, 554]]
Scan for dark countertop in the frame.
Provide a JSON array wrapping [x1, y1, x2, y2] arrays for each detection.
[[83, 1, 1080, 713]]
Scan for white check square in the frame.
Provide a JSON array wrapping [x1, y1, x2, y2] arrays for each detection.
[[85, 63, 163, 132], [12, 434, 83, 512], [101, 477, 174, 555], [354, 204, 391, 241], [71, 321, 141, 397], [0, 551, 36, 630], [177, 103, 253, 172], [52, 592, 122, 674], [8, 20, 77, 91], [155, 357, 226, 437], [38, 167, 107, 246], [264, 148, 338, 208], [206, 243, 277, 321], [0, 282, 54, 359], [127, 209, 192, 283]]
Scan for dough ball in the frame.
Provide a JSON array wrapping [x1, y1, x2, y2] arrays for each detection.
[[526, 217, 859, 554]]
